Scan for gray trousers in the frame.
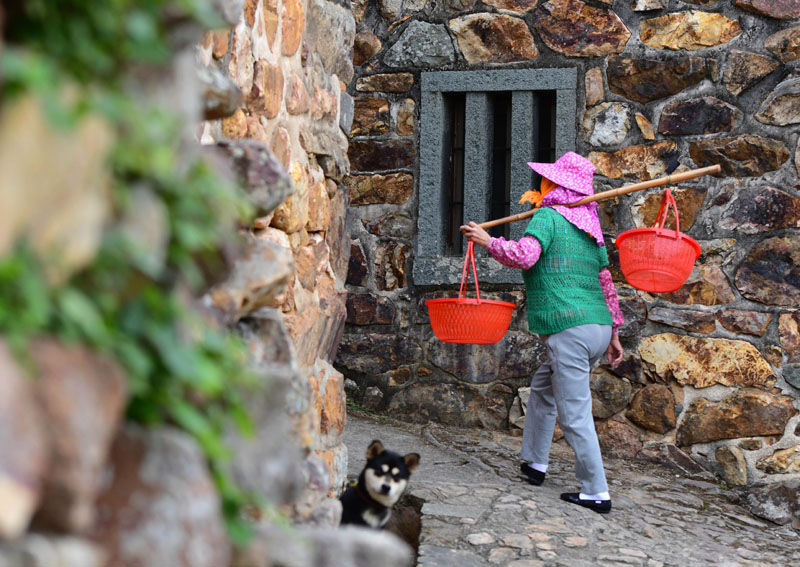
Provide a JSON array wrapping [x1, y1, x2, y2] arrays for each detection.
[[521, 324, 612, 495]]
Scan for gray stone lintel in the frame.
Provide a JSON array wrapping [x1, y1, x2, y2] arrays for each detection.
[[421, 68, 577, 93]]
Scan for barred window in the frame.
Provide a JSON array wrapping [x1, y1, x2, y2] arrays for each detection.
[[415, 68, 577, 285]]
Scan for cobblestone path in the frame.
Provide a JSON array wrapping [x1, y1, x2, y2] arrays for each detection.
[[345, 412, 800, 567]]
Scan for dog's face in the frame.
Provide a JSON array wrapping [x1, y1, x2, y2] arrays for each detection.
[[362, 440, 420, 508]]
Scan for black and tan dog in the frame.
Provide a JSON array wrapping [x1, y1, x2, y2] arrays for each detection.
[[340, 440, 420, 529]]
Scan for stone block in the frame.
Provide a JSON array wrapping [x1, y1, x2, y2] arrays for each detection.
[[91, 426, 230, 567], [590, 141, 678, 181], [396, 99, 415, 136], [595, 417, 642, 459], [354, 30, 382, 66], [306, 180, 331, 232], [533, 0, 630, 57], [634, 186, 707, 232], [31, 339, 128, 534], [756, 445, 800, 474], [658, 97, 742, 136], [744, 480, 800, 525], [661, 264, 734, 306], [581, 102, 631, 147], [336, 333, 423, 375], [738, 0, 800, 21], [346, 240, 369, 286], [349, 140, 415, 173], [626, 384, 676, 434], [375, 240, 409, 291], [286, 73, 311, 115], [248, 60, 283, 118], [640, 11, 741, 50], [384, 21, 456, 68], [585, 67, 604, 107], [356, 73, 414, 93], [281, 0, 304, 56], [736, 235, 800, 306], [449, 14, 538, 64], [715, 445, 748, 486], [716, 309, 771, 337], [590, 368, 632, 419], [689, 134, 789, 178], [723, 50, 780, 96], [305, 0, 356, 82], [346, 293, 397, 326], [351, 98, 390, 136], [387, 382, 509, 430], [607, 56, 708, 104], [345, 173, 414, 205], [756, 78, 800, 126]]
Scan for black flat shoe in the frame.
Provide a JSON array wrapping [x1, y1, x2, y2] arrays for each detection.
[[560, 492, 612, 514], [520, 463, 545, 486]]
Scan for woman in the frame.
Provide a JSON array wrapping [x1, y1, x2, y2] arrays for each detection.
[[460, 151, 624, 514]]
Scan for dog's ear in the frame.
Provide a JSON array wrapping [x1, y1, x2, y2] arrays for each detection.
[[404, 453, 420, 473], [366, 440, 385, 460]]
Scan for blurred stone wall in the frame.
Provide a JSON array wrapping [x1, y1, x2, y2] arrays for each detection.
[[337, 0, 800, 522], [197, 0, 357, 523], [0, 1, 417, 565]]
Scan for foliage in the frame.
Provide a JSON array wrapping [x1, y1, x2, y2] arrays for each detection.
[[0, 0, 263, 545]]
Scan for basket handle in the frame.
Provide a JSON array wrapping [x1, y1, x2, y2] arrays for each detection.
[[653, 188, 680, 239], [458, 242, 482, 302]]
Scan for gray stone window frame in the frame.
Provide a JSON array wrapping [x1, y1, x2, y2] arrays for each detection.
[[415, 68, 578, 285]]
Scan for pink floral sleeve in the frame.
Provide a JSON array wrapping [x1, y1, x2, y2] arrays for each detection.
[[599, 268, 625, 335], [486, 237, 625, 335], [486, 236, 541, 269]]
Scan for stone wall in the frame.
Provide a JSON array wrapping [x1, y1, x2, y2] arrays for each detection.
[[337, 0, 800, 520], [197, 0, 357, 523]]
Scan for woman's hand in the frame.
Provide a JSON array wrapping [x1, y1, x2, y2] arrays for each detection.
[[606, 334, 623, 368], [459, 222, 491, 248]]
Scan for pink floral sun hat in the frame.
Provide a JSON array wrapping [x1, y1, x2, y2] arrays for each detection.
[[527, 151, 595, 196]]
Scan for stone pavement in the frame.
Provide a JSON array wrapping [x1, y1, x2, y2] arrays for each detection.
[[344, 412, 800, 567]]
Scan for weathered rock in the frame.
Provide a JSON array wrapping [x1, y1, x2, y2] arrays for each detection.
[[378, 0, 426, 21], [532, 0, 630, 57], [647, 307, 716, 333], [0, 536, 105, 567], [632, 0, 664, 9], [375, 240, 409, 290], [676, 391, 797, 446], [362, 386, 385, 411], [396, 99, 415, 136], [743, 480, 800, 525], [353, 30, 382, 67], [757, 445, 800, 474], [723, 50, 779, 96], [234, 524, 414, 567], [29, 340, 127, 534], [756, 78, 800, 126], [286, 73, 311, 115], [715, 445, 748, 486], [221, 108, 248, 139], [336, 334, 424, 375], [617, 292, 647, 339], [449, 14, 539, 64], [92, 426, 230, 567], [590, 141, 679, 180], [349, 140, 415, 172], [639, 334, 775, 389], [198, 64, 242, 120], [363, 210, 415, 239], [658, 97, 741, 136], [305, 181, 330, 232], [0, 95, 113, 284], [388, 383, 509, 429], [208, 234, 292, 324], [248, 60, 283, 118], [351, 98, 390, 136], [585, 67, 604, 106], [661, 264, 734, 306], [356, 73, 414, 93], [305, 0, 356, 82], [346, 293, 397, 325], [483, 0, 539, 13], [272, 161, 311, 233], [0, 341, 48, 540], [626, 384, 676, 434], [326, 186, 350, 281], [347, 240, 369, 286], [637, 443, 713, 479], [428, 331, 546, 384], [443, 0, 479, 11], [281, 0, 304, 55], [780, 311, 800, 363], [716, 309, 771, 337], [640, 11, 741, 50], [228, 29, 253, 95], [262, 0, 279, 48], [689, 135, 789, 178], [765, 25, 800, 63], [346, 173, 414, 205], [352, 0, 367, 24], [298, 128, 350, 183], [210, 139, 294, 215], [635, 113, 654, 140], [293, 235, 328, 290], [581, 102, 631, 147], [205, 29, 230, 60], [631, 186, 705, 232], [311, 86, 337, 122], [596, 417, 642, 459], [737, 0, 800, 20], [384, 21, 456, 68], [736, 235, 800, 306], [607, 56, 708, 103], [718, 186, 800, 235], [590, 368, 632, 419]]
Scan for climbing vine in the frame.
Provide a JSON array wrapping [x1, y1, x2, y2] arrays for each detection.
[[1, 0, 258, 543]]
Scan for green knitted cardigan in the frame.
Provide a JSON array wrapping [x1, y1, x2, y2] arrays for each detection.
[[522, 207, 612, 335]]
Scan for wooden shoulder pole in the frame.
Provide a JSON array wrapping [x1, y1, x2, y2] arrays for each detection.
[[477, 164, 721, 230]]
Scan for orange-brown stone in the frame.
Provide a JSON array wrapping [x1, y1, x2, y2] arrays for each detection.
[[662, 264, 735, 306], [765, 25, 800, 63], [263, 0, 279, 47], [249, 60, 283, 119], [270, 126, 291, 171], [640, 11, 741, 50], [396, 99, 415, 136], [286, 73, 310, 115], [585, 67, 604, 107], [589, 141, 678, 180], [221, 108, 248, 139], [351, 98, 390, 136], [282, 0, 305, 56], [630, 186, 705, 232], [306, 180, 330, 232], [321, 370, 346, 437], [449, 13, 539, 64], [345, 173, 414, 205], [779, 311, 800, 363], [356, 73, 414, 93]]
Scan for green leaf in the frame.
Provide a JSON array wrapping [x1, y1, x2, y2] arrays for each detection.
[[57, 288, 109, 347]]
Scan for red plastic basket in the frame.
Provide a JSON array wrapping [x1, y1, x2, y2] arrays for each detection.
[[426, 242, 516, 344], [615, 188, 701, 293]]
